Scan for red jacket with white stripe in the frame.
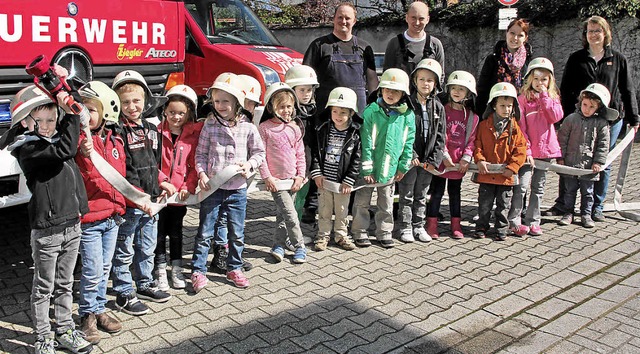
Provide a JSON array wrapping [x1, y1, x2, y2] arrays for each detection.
[[159, 119, 203, 195]]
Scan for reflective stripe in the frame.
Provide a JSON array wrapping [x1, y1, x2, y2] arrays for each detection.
[[371, 124, 377, 150]]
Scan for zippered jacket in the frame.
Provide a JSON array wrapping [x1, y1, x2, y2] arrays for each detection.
[[159, 119, 203, 194]]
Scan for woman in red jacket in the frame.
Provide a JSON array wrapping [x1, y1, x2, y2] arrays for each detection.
[[154, 85, 203, 290]]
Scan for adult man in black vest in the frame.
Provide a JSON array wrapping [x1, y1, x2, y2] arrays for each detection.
[[383, 1, 445, 84]]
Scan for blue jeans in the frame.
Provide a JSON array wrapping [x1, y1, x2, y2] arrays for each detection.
[[593, 119, 623, 213], [563, 177, 595, 216], [111, 207, 158, 295], [192, 188, 247, 274], [79, 216, 120, 316]]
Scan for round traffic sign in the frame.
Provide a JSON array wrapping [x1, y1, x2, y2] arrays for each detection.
[[498, 0, 519, 5]]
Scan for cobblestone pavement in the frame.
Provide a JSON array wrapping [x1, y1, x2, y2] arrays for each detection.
[[2, 148, 640, 354]]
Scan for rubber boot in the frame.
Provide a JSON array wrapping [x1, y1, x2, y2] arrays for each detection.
[[451, 217, 464, 239], [426, 217, 439, 239], [170, 259, 186, 289]]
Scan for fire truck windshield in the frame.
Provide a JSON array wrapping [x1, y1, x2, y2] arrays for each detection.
[[184, 0, 282, 46]]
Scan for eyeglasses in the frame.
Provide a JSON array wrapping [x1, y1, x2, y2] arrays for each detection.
[[585, 29, 603, 35]]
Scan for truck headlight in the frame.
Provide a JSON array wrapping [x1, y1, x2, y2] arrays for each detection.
[[251, 63, 280, 87]]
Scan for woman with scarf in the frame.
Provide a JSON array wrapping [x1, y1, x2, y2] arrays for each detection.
[[476, 18, 532, 117]]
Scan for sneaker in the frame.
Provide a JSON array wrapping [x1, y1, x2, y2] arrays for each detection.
[[191, 272, 208, 293], [137, 286, 171, 303], [400, 229, 415, 243], [495, 233, 508, 241], [582, 215, 595, 228], [542, 206, 563, 217], [354, 237, 372, 247], [558, 213, 573, 226], [336, 238, 356, 251], [474, 230, 486, 239], [414, 228, 432, 242], [528, 225, 543, 236], [242, 260, 254, 272], [379, 239, 395, 248], [592, 210, 606, 222], [170, 260, 186, 289], [510, 224, 530, 237], [95, 312, 122, 333], [154, 263, 170, 291], [314, 237, 328, 251], [55, 329, 93, 354], [115, 292, 149, 316], [34, 337, 57, 354], [293, 247, 307, 264], [209, 244, 228, 274], [80, 313, 100, 344], [270, 245, 285, 263], [226, 269, 250, 288]]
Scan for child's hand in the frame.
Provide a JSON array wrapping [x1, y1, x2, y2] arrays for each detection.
[[238, 161, 252, 178], [556, 159, 564, 165], [423, 163, 436, 173], [199, 172, 211, 191], [178, 190, 190, 201], [411, 158, 421, 167], [138, 202, 152, 216], [160, 181, 177, 197], [444, 157, 455, 168], [291, 176, 304, 192], [477, 161, 489, 174], [364, 175, 375, 184], [592, 163, 602, 173], [394, 171, 405, 181], [526, 156, 536, 168], [458, 160, 470, 174], [340, 183, 352, 194], [502, 169, 514, 178], [56, 92, 74, 114], [80, 137, 93, 157], [313, 176, 325, 189], [264, 177, 278, 192], [52, 64, 69, 79]]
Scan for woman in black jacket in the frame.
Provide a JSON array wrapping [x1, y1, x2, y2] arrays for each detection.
[[547, 16, 640, 221], [476, 18, 532, 117]]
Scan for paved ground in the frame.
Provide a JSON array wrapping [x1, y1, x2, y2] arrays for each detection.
[[2, 145, 640, 354]]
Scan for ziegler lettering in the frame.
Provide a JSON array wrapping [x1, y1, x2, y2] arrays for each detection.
[[117, 44, 143, 60], [0, 14, 166, 45]]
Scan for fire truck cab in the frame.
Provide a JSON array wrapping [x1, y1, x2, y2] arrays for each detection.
[[0, 0, 302, 208]]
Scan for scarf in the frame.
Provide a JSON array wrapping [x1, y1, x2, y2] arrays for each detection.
[[497, 43, 527, 89], [377, 97, 409, 116]]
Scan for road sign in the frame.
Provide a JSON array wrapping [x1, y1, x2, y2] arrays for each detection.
[[498, 0, 519, 5], [498, 7, 518, 30]]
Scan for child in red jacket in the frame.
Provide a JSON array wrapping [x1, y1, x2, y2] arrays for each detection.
[[154, 85, 203, 290]]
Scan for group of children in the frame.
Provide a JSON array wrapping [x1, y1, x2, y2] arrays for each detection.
[[1, 53, 620, 353]]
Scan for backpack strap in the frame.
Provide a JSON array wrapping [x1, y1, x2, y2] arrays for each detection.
[[422, 34, 434, 59]]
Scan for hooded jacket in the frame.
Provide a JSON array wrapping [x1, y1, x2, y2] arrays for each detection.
[[13, 113, 89, 230], [557, 110, 611, 181], [75, 126, 127, 223], [473, 114, 527, 186], [309, 109, 362, 187], [159, 119, 203, 195], [360, 100, 416, 184], [477, 40, 533, 116], [408, 93, 446, 168]]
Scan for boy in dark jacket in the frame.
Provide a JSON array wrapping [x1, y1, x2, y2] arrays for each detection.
[[310, 87, 361, 251], [399, 58, 446, 243], [557, 83, 614, 228], [111, 70, 174, 316], [0, 85, 92, 354]]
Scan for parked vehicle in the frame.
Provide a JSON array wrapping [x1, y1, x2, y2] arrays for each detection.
[[0, 0, 302, 208]]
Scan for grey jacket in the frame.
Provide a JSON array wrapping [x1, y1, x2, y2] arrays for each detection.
[[557, 111, 610, 181]]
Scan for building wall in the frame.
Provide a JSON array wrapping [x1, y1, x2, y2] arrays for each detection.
[[274, 17, 640, 104]]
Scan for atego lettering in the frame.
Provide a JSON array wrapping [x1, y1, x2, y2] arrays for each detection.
[[0, 14, 166, 44], [145, 48, 177, 59]]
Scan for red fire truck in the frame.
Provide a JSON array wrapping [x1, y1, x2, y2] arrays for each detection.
[[0, 0, 302, 208]]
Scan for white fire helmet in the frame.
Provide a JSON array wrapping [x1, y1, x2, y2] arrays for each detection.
[[524, 57, 555, 78], [284, 65, 319, 88], [166, 84, 198, 109], [205, 72, 246, 109], [484, 82, 520, 120], [581, 83, 619, 121], [9, 85, 55, 127], [412, 59, 443, 90], [445, 70, 477, 96], [378, 68, 411, 96], [238, 75, 262, 105], [79, 81, 121, 123], [326, 87, 358, 113], [263, 82, 297, 112]]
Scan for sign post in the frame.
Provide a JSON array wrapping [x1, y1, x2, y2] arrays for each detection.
[[497, 0, 519, 30]]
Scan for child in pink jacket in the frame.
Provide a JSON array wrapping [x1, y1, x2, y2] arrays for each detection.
[[507, 58, 563, 236]]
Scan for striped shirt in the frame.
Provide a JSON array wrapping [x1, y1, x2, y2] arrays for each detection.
[[195, 114, 266, 190], [323, 125, 348, 182]]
